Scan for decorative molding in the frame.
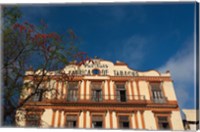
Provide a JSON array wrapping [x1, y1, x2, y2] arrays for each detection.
[[24, 75, 172, 82]]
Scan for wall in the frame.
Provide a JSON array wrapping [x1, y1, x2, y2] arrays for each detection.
[[79, 111, 84, 128], [170, 111, 184, 130], [105, 111, 110, 128], [112, 111, 118, 129], [138, 81, 150, 100], [41, 109, 52, 127], [143, 111, 157, 130], [162, 81, 177, 100]]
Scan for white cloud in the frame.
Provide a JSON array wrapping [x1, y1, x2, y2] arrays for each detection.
[[158, 39, 195, 109], [109, 7, 126, 22], [120, 35, 150, 68]]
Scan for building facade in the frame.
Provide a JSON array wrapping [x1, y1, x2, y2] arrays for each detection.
[[183, 109, 199, 130], [16, 59, 184, 130]]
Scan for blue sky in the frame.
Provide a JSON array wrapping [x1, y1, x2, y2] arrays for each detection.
[[18, 3, 195, 109]]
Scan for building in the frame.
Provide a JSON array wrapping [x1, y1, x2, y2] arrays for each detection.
[[16, 59, 184, 130], [182, 109, 199, 130]]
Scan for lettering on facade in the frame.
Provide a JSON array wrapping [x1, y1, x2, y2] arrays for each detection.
[[68, 69, 108, 76], [113, 70, 138, 76], [67, 61, 138, 76], [67, 69, 138, 76], [84, 64, 108, 68]]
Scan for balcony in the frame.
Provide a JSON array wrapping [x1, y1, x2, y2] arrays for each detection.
[[150, 97, 168, 103], [66, 94, 146, 103]]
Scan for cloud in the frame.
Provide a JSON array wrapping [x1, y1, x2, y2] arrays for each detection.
[[93, 6, 146, 24], [109, 6, 126, 22], [158, 39, 195, 109], [120, 35, 151, 68]]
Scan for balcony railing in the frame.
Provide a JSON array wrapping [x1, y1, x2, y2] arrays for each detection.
[[66, 95, 146, 102], [150, 97, 168, 103]]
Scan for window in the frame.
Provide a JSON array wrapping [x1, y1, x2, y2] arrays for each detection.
[[26, 110, 44, 127], [91, 82, 103, 102], [116, 83, 127, 102], [92, 90, 102, 102], [67, 82, 78, 102], [32, 89, 43, 102], [65, 115, 77, 128], [26, 114, 40, 126], [150, 83, 166, 103], [157, 116, 170, 130], [26, 110, 42, 127], [92, 115, 103, 128], [92, 69, 100, 75], [118, 116, 129, 129]]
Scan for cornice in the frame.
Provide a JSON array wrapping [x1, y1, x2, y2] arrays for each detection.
[[24, 75, 172, 82], [22, 99, 178, 110]]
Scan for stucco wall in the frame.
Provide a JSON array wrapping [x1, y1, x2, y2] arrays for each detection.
[[132, 81, 138, 96], [79, 111, 84, 128], [143, 111, 157, 130], [137, 111, 142, 129], [183, 109, 197, 122], [138, 70, 160, 76], [131, 113, 136, 129], [162, 81, 177, 100], [86, 81, 90, 100], [171, 111, 184, 130], [104, 81, 108, 100], [80, 80, 84, 99], [49, 80, 57, 99], [54, 110, 59, 127], [110, 81, 114, 100], [112, 111, 117, 128], [138, 81, 150, 100], [105, 111, 110, 128], [86, 111, 90, 128], [41, 109, 52, 127], [127, 82, 133, 100]]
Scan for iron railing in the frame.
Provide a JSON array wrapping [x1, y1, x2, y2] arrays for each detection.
[[66, 95, 146, 102], [150, 97, 168, 103]]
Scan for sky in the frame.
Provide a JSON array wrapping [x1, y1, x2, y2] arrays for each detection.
[[17, 3, 196, 109]]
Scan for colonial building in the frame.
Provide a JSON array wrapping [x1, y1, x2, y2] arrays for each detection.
[[16, 59, 184, 130]]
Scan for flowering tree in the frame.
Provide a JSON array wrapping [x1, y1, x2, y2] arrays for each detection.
[[2, 6, 91, 126]]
